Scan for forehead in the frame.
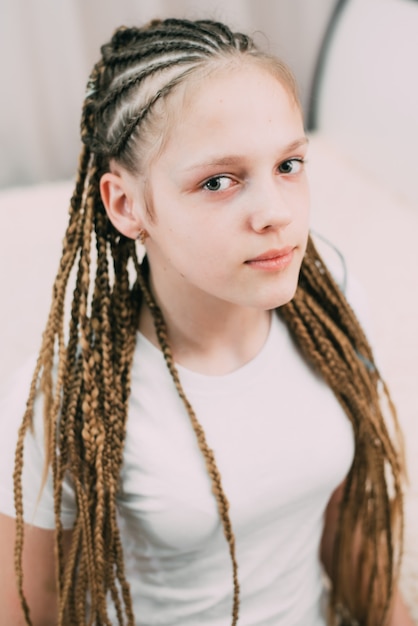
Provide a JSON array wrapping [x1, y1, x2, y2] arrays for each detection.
[[185, 58, 295, 102], [159, 63, 304, 163]]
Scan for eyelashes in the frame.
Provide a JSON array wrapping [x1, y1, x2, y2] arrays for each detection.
[[201, 158, 306, 193], [278, 158, 305, 175], [203, 176, 236, 192]]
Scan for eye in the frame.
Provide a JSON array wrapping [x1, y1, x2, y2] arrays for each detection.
[[278, 158, 304, 175], [203, 176, 234, 192]]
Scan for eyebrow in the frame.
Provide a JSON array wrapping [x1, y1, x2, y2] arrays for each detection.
[[184, 137, 309, 171]]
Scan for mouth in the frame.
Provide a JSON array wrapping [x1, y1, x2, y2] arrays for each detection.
[[245, 247, 295, 271]]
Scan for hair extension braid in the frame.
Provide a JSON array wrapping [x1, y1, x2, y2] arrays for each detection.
[[134, 260, 240, 624], [280, 237, 404, 624]]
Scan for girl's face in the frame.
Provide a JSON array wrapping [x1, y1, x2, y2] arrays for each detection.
[[135, 63, 310, 312]]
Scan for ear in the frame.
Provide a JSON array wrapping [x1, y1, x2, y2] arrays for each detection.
[[100, 171, 143, 239]]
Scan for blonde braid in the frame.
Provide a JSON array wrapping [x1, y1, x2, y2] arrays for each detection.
[[13, 144, 91, 626], [280, 236, 404, 625], [135, 260, 240, 624]]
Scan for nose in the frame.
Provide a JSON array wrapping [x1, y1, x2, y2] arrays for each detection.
[[249, 179, 293, 233]]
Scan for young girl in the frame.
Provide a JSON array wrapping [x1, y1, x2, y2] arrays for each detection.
[[0, 17, 413, 626]]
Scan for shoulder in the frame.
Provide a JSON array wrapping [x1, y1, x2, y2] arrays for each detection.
[[0, 356, 76, 528]]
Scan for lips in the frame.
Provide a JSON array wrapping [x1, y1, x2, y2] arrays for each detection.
[[245, 247, 295, 271], [246, 247, 294, 263]]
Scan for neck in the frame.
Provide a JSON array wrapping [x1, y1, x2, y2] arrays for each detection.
[[138, 269, 271, 376]]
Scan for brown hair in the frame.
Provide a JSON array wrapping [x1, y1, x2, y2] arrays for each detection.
[[13, 18, 404, 626]]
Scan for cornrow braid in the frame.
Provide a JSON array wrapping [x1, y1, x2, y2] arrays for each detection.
[[103, 63, 206, 158], [81, 18, 260, 162], [12, 17, 404, 626]]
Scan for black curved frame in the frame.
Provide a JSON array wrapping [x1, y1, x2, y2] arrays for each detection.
[[306, 0, 350, 131]]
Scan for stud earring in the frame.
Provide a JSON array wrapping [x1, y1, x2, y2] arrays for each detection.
[[137, 229, 148, 245]]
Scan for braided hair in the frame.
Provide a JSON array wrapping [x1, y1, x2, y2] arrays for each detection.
[[13, 18, 404, 626]]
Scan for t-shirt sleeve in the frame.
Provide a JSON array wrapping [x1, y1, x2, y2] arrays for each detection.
[[0, 357, 76, 529]]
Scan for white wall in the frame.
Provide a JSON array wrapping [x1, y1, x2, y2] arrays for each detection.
[[316, 0, 418, 207]]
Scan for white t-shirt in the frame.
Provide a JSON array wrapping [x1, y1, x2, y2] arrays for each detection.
[[0, 258, 368, 625]]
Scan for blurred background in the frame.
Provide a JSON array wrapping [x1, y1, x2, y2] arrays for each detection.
[[0, 0, 337, 189]]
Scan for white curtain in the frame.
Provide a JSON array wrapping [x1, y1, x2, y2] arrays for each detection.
[[0, 0, 336, 188]]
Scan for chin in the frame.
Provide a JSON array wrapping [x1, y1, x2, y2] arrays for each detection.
[[262, 265, 303, 310], [257, 284, 299, 311]]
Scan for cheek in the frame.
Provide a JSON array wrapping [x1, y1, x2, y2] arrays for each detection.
[[148, 203, 225, 267], [296, 177, 311, 223]]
